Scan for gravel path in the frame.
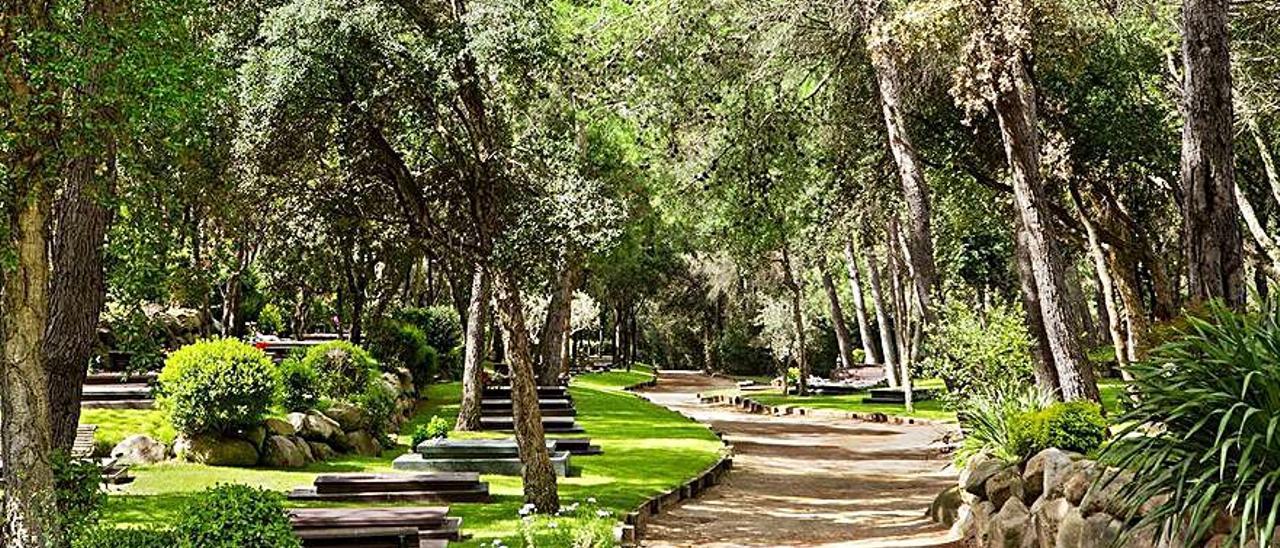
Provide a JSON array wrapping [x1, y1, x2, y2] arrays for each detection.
[[637, 370, 961, 548]]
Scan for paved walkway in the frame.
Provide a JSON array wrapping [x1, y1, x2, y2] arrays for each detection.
[[638, 370, 961, 548]]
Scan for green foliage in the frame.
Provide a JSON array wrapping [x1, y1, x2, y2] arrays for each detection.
[[925, 300, 1034, 397], [518, 499, 616, 547], [411, 416, 451, 447], [158, 338, 279, 435], [103, 307, 167, 372], [954, 384, 1053, 465], [354, 380, 398, 439], [277, 355, 320, 411], [300, 341, 380, 400], [54, 453, 107, 541], [394, 306, 463, 355], [367, 319, 435, 383], [1009, 401, 1108, 458], [1102, 299, 1280, 546], [172, 484, 300, 548], [74, 527, 177, 548], [256, 303, 285, 335]]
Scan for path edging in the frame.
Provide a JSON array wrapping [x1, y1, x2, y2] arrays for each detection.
[[613, 371, 735, 547], [698, 393, 951, 426]]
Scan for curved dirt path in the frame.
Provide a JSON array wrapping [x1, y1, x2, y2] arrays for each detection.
[[638, 370, 960, 548]]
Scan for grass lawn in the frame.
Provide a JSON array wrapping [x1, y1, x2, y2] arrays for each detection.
[[96, 365, 724, 546]]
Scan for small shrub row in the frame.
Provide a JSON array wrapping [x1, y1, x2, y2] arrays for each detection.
[[73, 484, 299, 548]]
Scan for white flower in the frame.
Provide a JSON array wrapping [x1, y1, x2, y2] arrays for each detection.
[[587, 497, 597, 503], [548, 522, 558, 529], [519, 503, 535, 516], [596, 509, 611, 517]]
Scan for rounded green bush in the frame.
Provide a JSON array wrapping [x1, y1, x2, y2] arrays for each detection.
[[256, 303, 285, 335], [158, 338, 279, 435], [411, 415, 451, 447], [172, 484, 300, 548], [393, 306, 462, 355], [367, 319, 435, 383], [300, 340, 380, 400], [278, 355, 320, 411], [1009, 400, 1108, 459]]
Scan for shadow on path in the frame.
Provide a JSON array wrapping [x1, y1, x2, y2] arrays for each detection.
[[637, 370, 961, 548]]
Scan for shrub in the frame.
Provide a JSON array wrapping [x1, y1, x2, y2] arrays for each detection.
[[393, 306, 462, 355], [1102, 299, 1280, 546], [158, 338, 279, 435], [411, 416, 451, 447], [954, 384, 1053, 465], [924, 301, 1034, 398], [54, 452, 107, 541], [300, 341, 380, 400], [441, 345, 464, 380], [256, 303, 285, 335], [355, 380, 398, 439], [278, 355, 320, 411], [1009, 401, 1107, 458], [74, 527, 176, 548], [367, 319, 435, 383], [172, 484, 300, 548]]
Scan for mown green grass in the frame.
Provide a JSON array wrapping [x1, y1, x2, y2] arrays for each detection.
[[97, 365, 724, 546]]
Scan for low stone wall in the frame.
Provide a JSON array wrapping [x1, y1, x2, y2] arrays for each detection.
[[934, 448, 1274, 548], [112, 367, 420, 468], [698, 393, 947, 426]]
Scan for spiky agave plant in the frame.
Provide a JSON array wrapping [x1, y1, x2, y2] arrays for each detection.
[[1102, 298, 1280, 546], [954, 383, 1053, 466]]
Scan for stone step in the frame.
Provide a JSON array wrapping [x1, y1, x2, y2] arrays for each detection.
[[479, 416, 583, 433], [82, 384, 152, 401], [393, 451, 571, 477], [288, 485, 489, 503], [289, 508, 461, 543], [551, 438, 602, 456], [80, 399, 154, 409], [480, 398, 574, 409], [84, 372, 157, 385], [481, 386, 568, 399], [863, 387, 939, 404], [292, 518, 460, 547], [415, 438, 554, 459], [481, 407, 576, 417], [312, 472, 483, 494]]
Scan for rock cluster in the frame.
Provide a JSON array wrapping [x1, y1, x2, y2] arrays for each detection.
[[934, 449, 1277, 548], [124, 366, 419, 469]]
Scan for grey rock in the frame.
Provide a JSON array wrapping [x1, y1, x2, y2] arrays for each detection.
[[260, 435, 306, 468], [1031, 497, 1072, 548], [289, 435, 314, 462], [1079, 469, 1134, 517], [989, 498, 1031, 548], [986, 467, 1026, 509], [1079, 513, 1121, 548], [1055, 506, 1085, 548], [971, 501, 997, 546], [174, 434, 258, 467], [308, 441, 337, 461], [242, 425, 267, 449], [929, 485, 964, 527], [322, 402, 368, 431], [345, 430, 382, 457], [395, 367, 414, 393], [962, 455, 1008, 497], [1025, 448, 1075, 502], [289, 410, 343, 442], [110, 435, 167, 465], [1062, 462, 1099, 506], [264, 417, 296, 437]]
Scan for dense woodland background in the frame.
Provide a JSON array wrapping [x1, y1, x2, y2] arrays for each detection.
[[3, 0, 1279, 543]]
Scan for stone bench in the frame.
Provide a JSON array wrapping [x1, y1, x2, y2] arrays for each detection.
[[392, 439, 572, 476], [863, 387, 939, 404], [288, 472, 489, 503], [479, 415, 584, 433], [481, 386, 569, 399], [289, 507, 461, 547]]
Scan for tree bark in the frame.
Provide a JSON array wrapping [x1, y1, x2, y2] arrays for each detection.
[[866, 245, 899, 387], [842, 240, 880, 364], [991, 53, 1100, 402], [1246, 116, 1280, 208], [820, 267, 855, 370], [492, 270, 560, 513], [1235, 183, 1280, 270], [865, 18, 938, 326], [537, 261, 580, 385], [1013, 215, 1062, 395], [780, 244, 809, 395], [1181, 0, 1244, 308], [1070, 186, 1128, 379], [456, 266, 490, 431], [3, 190, 58, 546]]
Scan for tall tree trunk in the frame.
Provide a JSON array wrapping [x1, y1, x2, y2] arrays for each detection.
[[991, 54, 1100, 402], [3, 189, 57, 546], [866, 245, 899, 387], [780, 244, 809, 395], [1235, 183, 1280, 270], [842, 240, 880, 364], [1014, 218, 1062, 395], [1181, 0, 1244, 308], [1071, 186, 1128, 380], [493, 271, 560, 513], [886, 219, 915, 410], [866, 24, 938, 326], [1246, 116, 1280, 208], [820, 267, 855, 370], [537, 261, 579, 385], [456, 266, 490, 431]]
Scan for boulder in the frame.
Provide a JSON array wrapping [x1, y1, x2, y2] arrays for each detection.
[[323, 403, 368, 431], [1079, 469, 1133, 517], [242, 425, 267, 449], [1079, 513, 1122, 548], [985, 467, 1026, 509], [260, 435, 306, 468], [289, 435, 315, 463], [289, 410, 343, 442], [110, 435, 167, 465], [962, 455, 1008, 497], [395, 367, 414, 393], [345, 430, 382, 457], [988, 498, 1030, 548], [1031, 497, 1072, 548], [174, 434, 258, 467], [1062, 462, 1098, 506], [1025, 448, 1075, 502], [264, 417, 296, 437], [1055, 506, 1085, 548], [971, 500, 997, 546], [308, 441, 337, 461], [929, 485, 965, 527]]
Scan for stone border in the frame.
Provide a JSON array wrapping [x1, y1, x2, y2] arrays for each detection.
[[612, 369, 735, 547], [698, 393, 952, 427]]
